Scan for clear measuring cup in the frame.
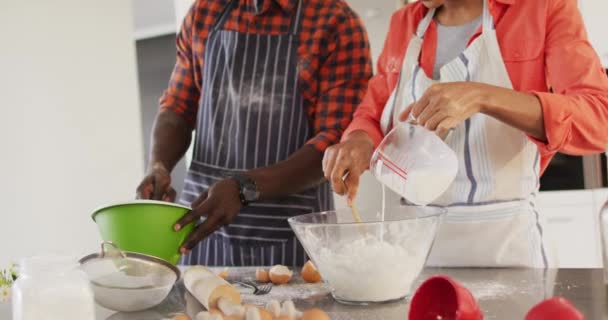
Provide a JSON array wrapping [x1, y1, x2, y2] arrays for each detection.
[[370, 122, 458, 205]]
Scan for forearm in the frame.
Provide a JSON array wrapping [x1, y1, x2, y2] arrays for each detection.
[[245, 146, 325, 201], [481, 85, 547, 141], [149, 110, 192, 172]]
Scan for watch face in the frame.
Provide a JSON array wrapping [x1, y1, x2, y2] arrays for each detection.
[[242, 187, 260, 202]]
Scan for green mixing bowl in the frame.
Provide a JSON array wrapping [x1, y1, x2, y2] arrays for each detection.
[[92, 200, 194, 265]]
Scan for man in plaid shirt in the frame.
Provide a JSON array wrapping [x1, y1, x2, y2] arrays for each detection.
[[137, 0, 372, 266]]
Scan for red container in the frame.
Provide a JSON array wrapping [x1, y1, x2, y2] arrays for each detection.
[[409, 275, 483, 320], [525, 298, 584, 320]]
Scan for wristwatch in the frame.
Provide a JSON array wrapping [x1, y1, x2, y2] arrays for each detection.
[[231, 174, 260, 206]]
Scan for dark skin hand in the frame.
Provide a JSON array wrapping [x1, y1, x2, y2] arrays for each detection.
[[138, 110, 326, 253], [136, 110, 193, 201], [174, 146, 325, 253]]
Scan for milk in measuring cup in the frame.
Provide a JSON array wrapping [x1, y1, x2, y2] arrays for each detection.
[[377, 169, 454, 206], [371, 122, 458, 206]]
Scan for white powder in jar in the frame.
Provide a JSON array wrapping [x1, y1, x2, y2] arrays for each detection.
[[315, 237, 426, 302]]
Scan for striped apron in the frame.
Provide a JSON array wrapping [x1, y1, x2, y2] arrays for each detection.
[[380, 0, 554, 268], [178, 0, 333, 268]]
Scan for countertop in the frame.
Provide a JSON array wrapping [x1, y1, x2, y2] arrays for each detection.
[[2, 268, 607, 320]]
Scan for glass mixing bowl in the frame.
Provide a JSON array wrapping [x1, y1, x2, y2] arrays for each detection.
[[288, 206, 445, 305]]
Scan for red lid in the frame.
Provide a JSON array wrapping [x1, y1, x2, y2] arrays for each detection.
[[525, 298, 585, 320], [409, 275, 483, 320]]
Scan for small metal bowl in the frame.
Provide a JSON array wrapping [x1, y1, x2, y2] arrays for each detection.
[[79, 242, 180, 312]]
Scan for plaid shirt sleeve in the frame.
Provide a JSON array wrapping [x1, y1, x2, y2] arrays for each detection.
[[305, 11, 373, 152], [159, 4, 201, 126]]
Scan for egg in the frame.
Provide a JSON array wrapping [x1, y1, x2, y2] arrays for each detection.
[[218, 268, 229, 280], [173, 314, 192, 320], [265, 300, 281, 317], [269, 265, 292, 285], [280, 300, 298, 318], [195, 312, 226, 320], [256, 307, 273, 320], [209, 308, 223, 315], [301, 261, 322, 283], [301, 309, 331, 320], [255, 268, 270, 283]]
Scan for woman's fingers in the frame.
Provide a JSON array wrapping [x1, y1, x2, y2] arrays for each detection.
[[344, 171, 361, 205], [330, 152, 350, 195], [398, 104, 413, 122], [423, 110, 449, 132], [322, 146, 338, 179], [436, 118, 459, 140]]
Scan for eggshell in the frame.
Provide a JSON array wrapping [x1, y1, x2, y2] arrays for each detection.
[[269, 265, 292, 285], [255, 268, 271, 283], [301, 309, 331, 320], [218, 268, 229, 279], [301, 261, 322, 283]]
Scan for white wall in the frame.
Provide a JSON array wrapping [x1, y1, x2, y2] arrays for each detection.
[[579, 0, 608, 67], [0, 0, 145, 267], [132, 0, 176, 39]]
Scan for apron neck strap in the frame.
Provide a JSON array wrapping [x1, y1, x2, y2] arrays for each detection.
[[289, 0, 303, 36], [214, 0, 238, 31], [416, 8, 435, 38], [416, 0, 494, 38], [213, 0, 303, 36], [481, 0, 494, 32]]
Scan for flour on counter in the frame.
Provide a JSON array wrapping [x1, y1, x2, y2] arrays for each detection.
[[239, 281, 331, 306]]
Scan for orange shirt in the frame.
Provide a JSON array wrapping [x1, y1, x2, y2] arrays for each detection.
[[344, 0, 608, 173]]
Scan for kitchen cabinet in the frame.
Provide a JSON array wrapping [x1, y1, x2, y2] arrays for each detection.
[[537, 189, 605, 268]]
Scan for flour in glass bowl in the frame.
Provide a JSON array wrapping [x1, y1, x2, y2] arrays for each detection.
[[316, 237, 426, 303]]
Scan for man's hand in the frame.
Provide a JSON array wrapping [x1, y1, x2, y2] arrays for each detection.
[[136, 162, 177, 202], [174, 179, 243, 253]]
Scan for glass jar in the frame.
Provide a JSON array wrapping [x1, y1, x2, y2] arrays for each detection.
[[12, 256, 95, 320], [601, 201, 608, 284]]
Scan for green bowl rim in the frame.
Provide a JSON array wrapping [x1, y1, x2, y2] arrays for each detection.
[[91, 200, 191, 222]]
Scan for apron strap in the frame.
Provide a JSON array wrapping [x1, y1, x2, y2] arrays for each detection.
[[213, 0, 238, 32], [415, 7, 435, 38], [481, 0, 495, 32], [214, 0, 303, 36], [289, 0, 303, 36]]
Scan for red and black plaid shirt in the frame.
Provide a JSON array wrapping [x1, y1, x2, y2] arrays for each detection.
[[160, 0, 373, 152]]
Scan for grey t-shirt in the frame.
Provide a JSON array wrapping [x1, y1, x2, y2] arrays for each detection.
[[433, 16, 482, 79]]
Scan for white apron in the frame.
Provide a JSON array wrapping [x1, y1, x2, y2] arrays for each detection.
[[380, 0, 554, 268]]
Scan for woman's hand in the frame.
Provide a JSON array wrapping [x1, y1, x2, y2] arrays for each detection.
[[322, 130, 375, 204], [174, 179, 243, 253], [399, 82, 489, 138]]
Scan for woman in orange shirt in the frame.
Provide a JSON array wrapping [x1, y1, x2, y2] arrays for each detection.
[[323, 0, 608, 267]]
